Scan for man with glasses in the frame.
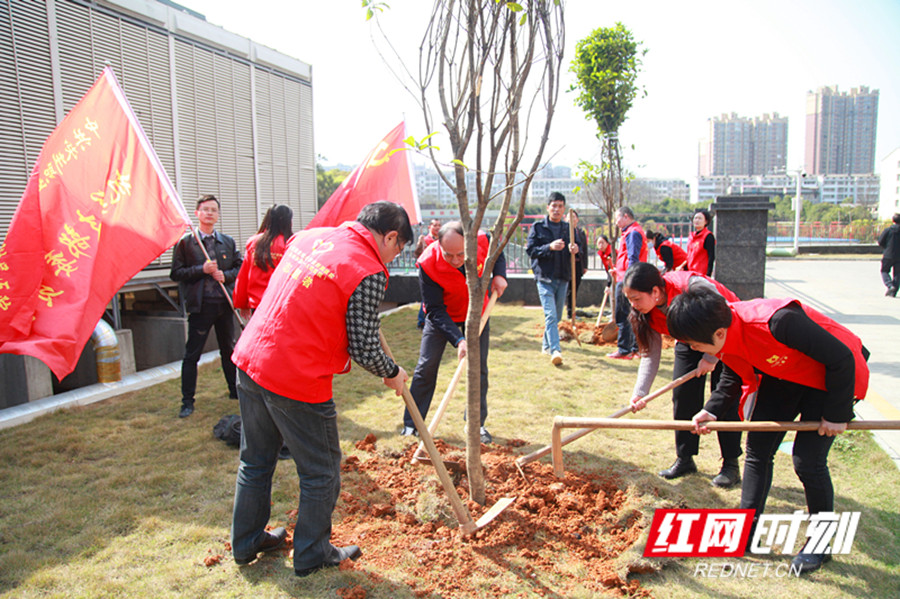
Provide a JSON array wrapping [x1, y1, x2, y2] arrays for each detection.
[[400, 221, 507, 443], [230, 201, 412, 576], [170, 194, 242, 418]]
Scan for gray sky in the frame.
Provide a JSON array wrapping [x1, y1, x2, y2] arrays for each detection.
[[179, 0, 900, 181]]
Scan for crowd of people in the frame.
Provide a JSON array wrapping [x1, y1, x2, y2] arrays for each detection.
[[169, 194, 871, 577]]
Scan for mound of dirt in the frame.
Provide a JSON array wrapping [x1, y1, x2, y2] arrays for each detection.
[[234, 435, 650, 597]]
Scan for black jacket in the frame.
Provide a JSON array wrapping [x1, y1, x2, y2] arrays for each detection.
[[878, 224, 900, 260], [526, 217, 572, 282], [170, 231, 242, 313]]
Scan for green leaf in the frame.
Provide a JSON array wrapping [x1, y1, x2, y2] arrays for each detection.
[[507, 2, 523, 11], [519, 13, 527, 25], [451, 159, 469, 170]]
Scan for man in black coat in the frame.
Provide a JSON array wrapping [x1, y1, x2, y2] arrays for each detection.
[[878, 213, 900, 297], [170, 194, 242, 418]]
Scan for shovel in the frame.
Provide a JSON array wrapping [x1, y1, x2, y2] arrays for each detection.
[[379, 331, 513, 536], [515, 368, 699, 467], [411, 291, 499, 463]]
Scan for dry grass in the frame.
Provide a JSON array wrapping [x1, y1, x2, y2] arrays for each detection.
[[0, 302, 897, 598]]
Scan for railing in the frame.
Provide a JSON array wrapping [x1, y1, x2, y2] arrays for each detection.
[[767, 221, 880, 246]]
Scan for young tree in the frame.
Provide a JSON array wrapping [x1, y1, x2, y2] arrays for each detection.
[[569, 23, 644, 310], [372, 0, 565, 504]]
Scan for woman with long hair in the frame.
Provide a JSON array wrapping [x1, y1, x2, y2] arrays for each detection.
[[623, 262, 742, 487], [646, 230, 687, 273], [233, 204, 294, 319]]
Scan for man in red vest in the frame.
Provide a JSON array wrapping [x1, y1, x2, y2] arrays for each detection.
[[401, 221, 507, 444], [608, 206, 647, 359], [229, 201, 413, 577], [667, 287, 869, 575], [414, 219, 442, 329]]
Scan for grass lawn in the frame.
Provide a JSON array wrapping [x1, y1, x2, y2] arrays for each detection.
[[0, 302, 897, 598]]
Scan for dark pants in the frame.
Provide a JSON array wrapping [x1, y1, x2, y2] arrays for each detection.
[[231, 370, 343, 571], [881, 257, 899, 294], [615, 281, 637, 354], [672, 342, 742, 459], [181, 299, 237, 405], [739, 375, 837, 523], [403, 318, 490, 429], [565, 268, 584, 319]]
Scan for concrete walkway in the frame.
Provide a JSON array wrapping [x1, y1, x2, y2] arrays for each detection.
[[765, 256, 900, 469]]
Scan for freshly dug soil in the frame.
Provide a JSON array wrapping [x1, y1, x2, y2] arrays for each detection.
[[232, 436, 650, 597]]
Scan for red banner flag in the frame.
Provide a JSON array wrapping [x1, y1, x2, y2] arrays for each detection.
[[0, 67, 190, 379], [307, 121, 420, 228]]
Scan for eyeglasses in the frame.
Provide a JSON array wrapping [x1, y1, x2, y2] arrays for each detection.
[[198, 207, 219, 214]]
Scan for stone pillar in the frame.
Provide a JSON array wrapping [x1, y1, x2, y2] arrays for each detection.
[[709, 195, 775, 300]]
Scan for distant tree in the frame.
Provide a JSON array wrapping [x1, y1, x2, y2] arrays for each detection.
[[570, 23, 644, 316], [316, 161, 349, 209]]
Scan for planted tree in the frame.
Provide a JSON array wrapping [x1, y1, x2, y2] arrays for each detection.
[[569, 23, 644, 311], [372, 0, 565, 504]]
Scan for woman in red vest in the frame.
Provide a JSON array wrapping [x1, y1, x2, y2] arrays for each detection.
[[682, 208, 715, 276], [624, 262, 742, 487], [667, 287, 869, 574], [233, 204, 293, 320], [646, 230, 688, 272]]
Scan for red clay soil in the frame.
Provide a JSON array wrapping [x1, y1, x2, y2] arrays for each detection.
[[223, 435, 651, 597]]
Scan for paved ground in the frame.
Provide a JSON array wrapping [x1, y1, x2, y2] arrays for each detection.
[[765, 255, 900, 469]]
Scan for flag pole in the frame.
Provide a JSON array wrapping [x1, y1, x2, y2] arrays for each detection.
[[189, 224, 247, 328]]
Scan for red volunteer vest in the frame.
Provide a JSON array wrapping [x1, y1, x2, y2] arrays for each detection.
[[719, 298, 869, 419], [417, 231, 490, 321], [232, 233, 287, 309], [615, 221, 648, 280], [232, 222, 388, 403], [657, 238, 687, 269], [687, 227, 712, 275], [597, 244, 613, 271], [647, 272, 739, 336]]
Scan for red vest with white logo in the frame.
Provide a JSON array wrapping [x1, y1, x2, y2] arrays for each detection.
[[232, 222, 388, 403], [687, 227, 712, 275], [417, 231, 489, 321], [647, 272, 739, 336], [615, 221, 648, 280], [719, 298, 869, 419], [657, 238, 687, 269]]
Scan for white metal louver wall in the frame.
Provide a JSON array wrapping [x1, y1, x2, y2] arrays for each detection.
[[0, 0, 315, 252]]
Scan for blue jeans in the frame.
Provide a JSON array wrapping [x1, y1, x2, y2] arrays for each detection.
[[536, 278, 568, 353], [231, 370, 344, 571], [615, 281, 638, 354]]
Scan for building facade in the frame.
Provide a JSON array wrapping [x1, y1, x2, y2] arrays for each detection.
[[699, 112, 788, 177], [695, 174, 879, 207], [879, 148, 900, 220], [1, 0, 317, 246], [804, 85, 879, 176]]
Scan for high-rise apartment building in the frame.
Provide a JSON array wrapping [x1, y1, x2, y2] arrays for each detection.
[[698, 112, 788, 177], [804, 85, 879, 175]]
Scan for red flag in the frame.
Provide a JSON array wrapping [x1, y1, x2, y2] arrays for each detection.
[[307, 121, 420, 228], [0, 67, 190, 379]]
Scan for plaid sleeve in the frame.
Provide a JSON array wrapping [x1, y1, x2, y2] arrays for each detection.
[[346, 272, 400, 378]]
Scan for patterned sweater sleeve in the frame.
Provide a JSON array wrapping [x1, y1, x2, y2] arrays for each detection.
[[346, 272, 400, 378]]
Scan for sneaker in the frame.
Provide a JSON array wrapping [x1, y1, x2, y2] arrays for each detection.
[[541, 348, 550, 355], [606, 350, 635, 360], [551, 350, 563, 365], [480, 427, 493, 444], [887, 285, 898, 297], [400, 426, 418, 437]]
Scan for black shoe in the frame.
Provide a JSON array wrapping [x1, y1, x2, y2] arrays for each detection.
[[400, 426, 418, 437], [178, 404, 194, 418], [659, 456, 697, 480], [295, 545, 362, 577], [234, 527, 287, 565], [711, 458, 741, 488], [888, 285, 898, 297], [480, 427, 493, 445], [791, 551, 832, 574]]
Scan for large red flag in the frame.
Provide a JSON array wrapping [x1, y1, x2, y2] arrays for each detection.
[[0, 67, 190, 379], [307, 121, 420, 228]]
